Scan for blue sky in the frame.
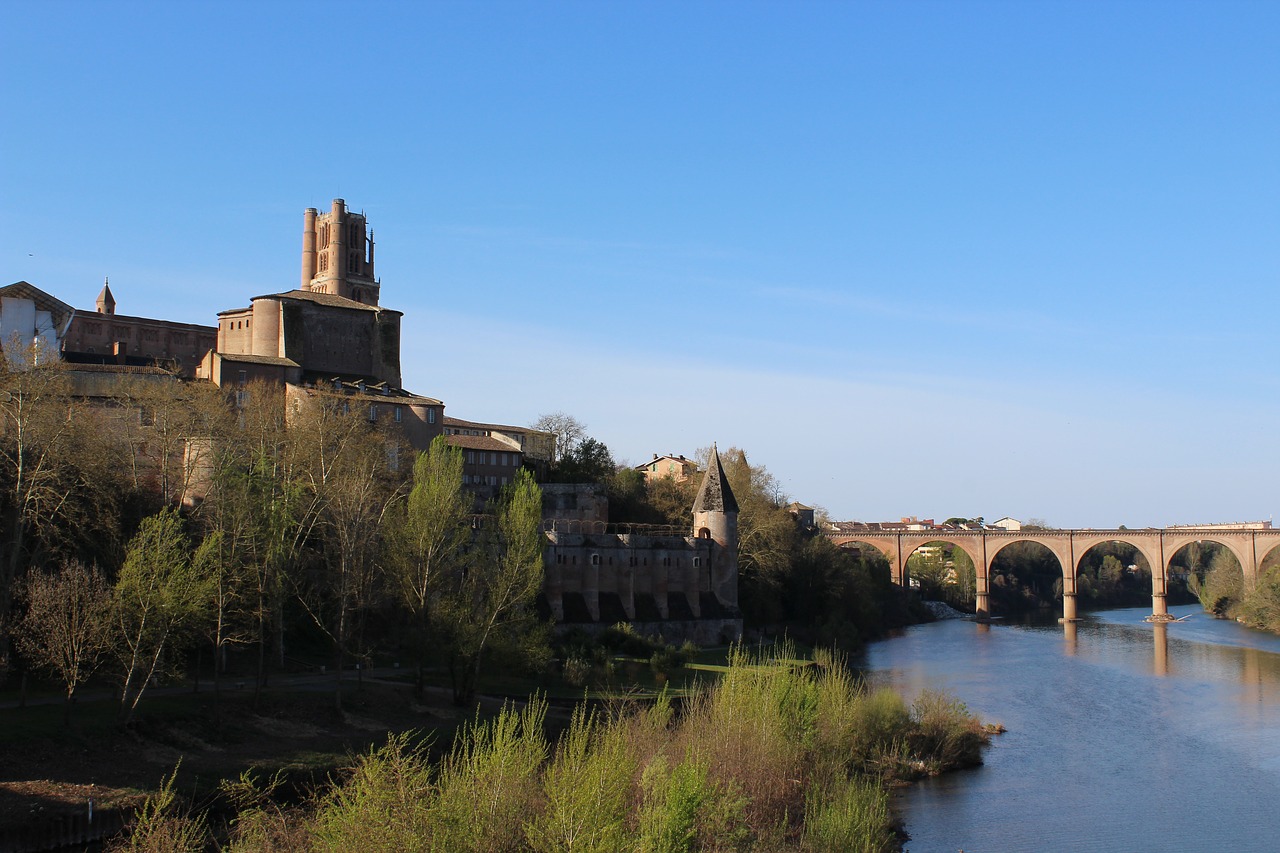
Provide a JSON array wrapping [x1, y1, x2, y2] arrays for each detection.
[[3, 1, 1277, 527]]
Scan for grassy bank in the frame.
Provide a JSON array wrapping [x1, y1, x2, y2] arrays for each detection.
[[112, 647, 990, 852]]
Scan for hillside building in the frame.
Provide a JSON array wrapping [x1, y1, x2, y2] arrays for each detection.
[[542, 446, 742, 644]]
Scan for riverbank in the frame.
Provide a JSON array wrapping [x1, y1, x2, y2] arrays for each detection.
[[2, 650, 991, 851]]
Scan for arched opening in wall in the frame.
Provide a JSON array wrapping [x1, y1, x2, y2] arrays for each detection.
[[697, 527, 712, 539], [1171, 540, 1243, 617], [834, 540, 893, 576], [904, 541, 977, 612], [988, 541, 1063, 615], [1075, 541, 1153, 609]]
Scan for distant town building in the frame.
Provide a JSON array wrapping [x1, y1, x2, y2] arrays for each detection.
[[444, 416, 556, 479], [635, 453, 699, 484], [787, 502, 816, 530], [989, 516, 1023, 531], [1167, 520, 1273, 531]]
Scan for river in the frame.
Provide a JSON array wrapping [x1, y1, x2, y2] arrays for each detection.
[[860, 603, 1280, 852]]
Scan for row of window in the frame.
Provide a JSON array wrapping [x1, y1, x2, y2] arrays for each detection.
[[464, 450, 518, 467], [553, 554, 703, 568], [367, 404, 403, 423], [462, 474, 509, 486], [79, 322, 193, 345]]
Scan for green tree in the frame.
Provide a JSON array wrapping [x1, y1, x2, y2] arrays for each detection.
[[440, 469, 547, 705], [719, 448, 797, 619], [113, 508, 209, 724], [553, 436, 615, 484], [384, 436, 469, 693]]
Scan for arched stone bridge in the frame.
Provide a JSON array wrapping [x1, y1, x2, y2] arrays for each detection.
[[825, 527, 1280, 621]]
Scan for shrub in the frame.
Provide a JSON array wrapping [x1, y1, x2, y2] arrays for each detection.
[[308, 733, 433, 852], [801, 775, 894, 853], [110, 765, 207, 853], [429, 699, 547, 851], [525, 705, 634, 853], [562, 656, 592, 687], [908, 689, 987, 772]]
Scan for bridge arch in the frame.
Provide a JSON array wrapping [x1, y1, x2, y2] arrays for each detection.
[[1161, 533, 1257, 590], [986, 538, 1072, 617], [900, 538, 982, 607]]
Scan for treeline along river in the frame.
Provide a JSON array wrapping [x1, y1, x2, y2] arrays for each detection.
[[861, 604, 1280, 852]]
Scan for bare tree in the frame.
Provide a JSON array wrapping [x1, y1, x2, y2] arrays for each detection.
[[17, 561, 112, 724], [292, 393, 398, 713], [112, 372, 231, 507], [0, 341, 122, 673], [531, 411, 586, 465]]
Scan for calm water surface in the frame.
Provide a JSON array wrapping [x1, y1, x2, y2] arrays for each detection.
[[860, 603, 1280, 852]]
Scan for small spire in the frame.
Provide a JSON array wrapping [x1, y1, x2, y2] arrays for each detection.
[[96, 277, 116, 315]]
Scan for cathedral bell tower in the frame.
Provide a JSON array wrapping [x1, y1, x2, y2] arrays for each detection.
[[300, 198, 381, 305]]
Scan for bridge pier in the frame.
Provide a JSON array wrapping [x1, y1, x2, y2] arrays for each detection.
[[975, 591, 990, 622], [1059, 592, 1079, 623], [1151, 593, 1168, 619]]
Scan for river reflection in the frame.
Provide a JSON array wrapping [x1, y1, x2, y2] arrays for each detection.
[[861, 603, 1280, 852]]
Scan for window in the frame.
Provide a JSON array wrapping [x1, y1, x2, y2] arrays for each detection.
[[501, 476, 508, 485], [428, 408, 436, 424], [694, 557, 702, 568], [466, 451, 475, 464], [591, 554, 601, 566], [394, 407, 402, 423], [368, 404, 377, 421], [238, 370, 247, 386]]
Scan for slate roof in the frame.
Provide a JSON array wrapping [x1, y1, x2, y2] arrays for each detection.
[[216, 353, 300, 367], [447, 434, 521, 453], [692, 446, 739, 513]]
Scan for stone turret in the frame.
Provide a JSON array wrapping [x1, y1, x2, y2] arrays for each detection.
[[692, 445, 740, 610], [96, 278, 115, 315], [299, 199, 381, 305]]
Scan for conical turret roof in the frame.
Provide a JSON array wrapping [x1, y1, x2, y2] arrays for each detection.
[[96, 278, 115, 313], [693, 445, 739, 513]]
